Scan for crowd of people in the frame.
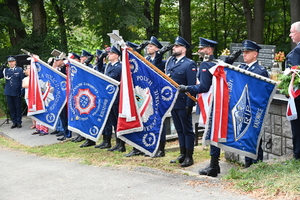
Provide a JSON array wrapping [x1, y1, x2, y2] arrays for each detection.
[[2, 21, 300, 177]]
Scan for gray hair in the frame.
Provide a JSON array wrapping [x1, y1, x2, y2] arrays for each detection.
[[291, 21, 300, 33]]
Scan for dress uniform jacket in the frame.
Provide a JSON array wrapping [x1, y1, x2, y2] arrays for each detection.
[[286, 43, 300, 159], [286, 43, 300, 68], [166, 56, 197, 109], [105, 61, 122, 105], [146, 53, 166, 72], [0, 66, 24, 97], [239, 61, 269, 78]]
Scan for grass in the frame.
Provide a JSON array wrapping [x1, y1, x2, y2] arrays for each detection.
[[0, 135, 210, 173], [223, 160, 300, 199]]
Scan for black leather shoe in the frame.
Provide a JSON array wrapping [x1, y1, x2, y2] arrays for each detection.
[[79, 139, 96, 148], [114, 145, 126, 152], [56, 132, 64, 137], [99, 142, 111, 149], [199, 166, 218, 177], [107, 144, 120, 151], [74, 135, 86, 143], [11, 124, 17, 129], [95, 141, 106, 148], [124, 148, 144, 157], [50, 130, 59, 135], [17, 124, 22, 128], [180, 157, 194, 167], [57, 136, 66, 141], [170, 154, 186, 164], [153, 150, 165, 158]]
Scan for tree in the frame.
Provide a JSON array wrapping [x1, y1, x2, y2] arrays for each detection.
[[179, 0, 192, 58], [3, 0, 27, 46], [30, 0, 47, 36], [50, 0, 68, 52], [241, 0, 266, 43]]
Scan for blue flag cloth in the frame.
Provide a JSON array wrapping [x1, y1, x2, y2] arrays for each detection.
[[30, 59, 66, 130], [203, 65, 277, 159], [117, 49, 178, 157], [68, 59, 119, 142]]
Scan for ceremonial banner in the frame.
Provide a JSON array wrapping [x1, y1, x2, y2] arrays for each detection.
[[29, 58, 67, 129], [68, 59, 119, 142], [117, 49, 178, 157], [28, 57, 46, 116], [203, 65, 277, 159]]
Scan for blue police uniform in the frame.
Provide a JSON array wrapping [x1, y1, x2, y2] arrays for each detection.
[[95, 49, 106, 73], [0, 56, 24, 127], [240, 40, 269, 166], [98, 46, 125, 151], [81, 50, 94, 68], [166, 36, 197, 167], [145, 36, 166, 72], [286, 43, 300, 159]]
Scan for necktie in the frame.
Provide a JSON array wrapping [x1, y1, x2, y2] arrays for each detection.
[[173, 58, 177, 65]]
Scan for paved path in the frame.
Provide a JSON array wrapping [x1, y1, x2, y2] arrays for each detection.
[[0, 116, 255, 200]]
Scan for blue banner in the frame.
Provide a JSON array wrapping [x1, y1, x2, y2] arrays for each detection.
[[30, 59, 66, 129], [68, 60, 119, 142], [204, 66, 277, 159], [118, 50, 178, 157]]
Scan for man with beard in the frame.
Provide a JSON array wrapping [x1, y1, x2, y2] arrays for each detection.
[[166, 36, 197, 167]]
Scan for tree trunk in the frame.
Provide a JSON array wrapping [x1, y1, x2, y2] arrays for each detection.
[[290, 0, 300, 49], [50, 0, 68, 52], [152, 0, 161, 38], [290, 0, 300, 24], [179, 0, 192, 58], [31, 0, 47, 36], [144, 0, 152, 39], [241, 0, 266, 43], [5, 0, 27, 46]]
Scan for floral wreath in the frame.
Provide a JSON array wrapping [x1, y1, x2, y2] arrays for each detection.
[[277, 66, 300, 96]]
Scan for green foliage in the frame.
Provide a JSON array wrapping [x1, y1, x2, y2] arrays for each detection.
[[277, 69, 300, 96], [0, 78, 9, 119]]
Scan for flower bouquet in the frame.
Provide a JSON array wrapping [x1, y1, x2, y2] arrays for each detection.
[[277, 66, 300, 96], [274, 51, 286, 62]]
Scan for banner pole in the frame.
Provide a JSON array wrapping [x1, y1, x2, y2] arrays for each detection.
[[127, 48, 197, 102]]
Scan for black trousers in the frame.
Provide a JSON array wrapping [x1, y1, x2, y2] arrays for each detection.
[[291, 96, 300, 159]]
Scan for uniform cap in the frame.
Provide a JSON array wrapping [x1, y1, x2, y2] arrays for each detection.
[[242, 40, 262, 52], [69, 52, 81, 60], [7, 56, 16, 62], [126, 41, 139, 49], [81, 49, 92, 57], [149, 36, 163, 49], [96, 49, 104, 56], [174, 36, 190, 49], [198, 37, 218, 48], [110, 45, 121, 56]]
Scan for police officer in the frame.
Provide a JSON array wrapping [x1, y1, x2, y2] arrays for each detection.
[[103, 46, 126, 152], [286, 21, 300, 160], [179, 37, 219, 174], [166, 36, 197, 167], [240, 40, 268, 167], [52, 56, 73, 141], [80, 50, 94, 68], [95, 49, 108, 73], [124, 36, 171, 157], [179, 39, 268, 176], [0, 56, 24, 128]]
